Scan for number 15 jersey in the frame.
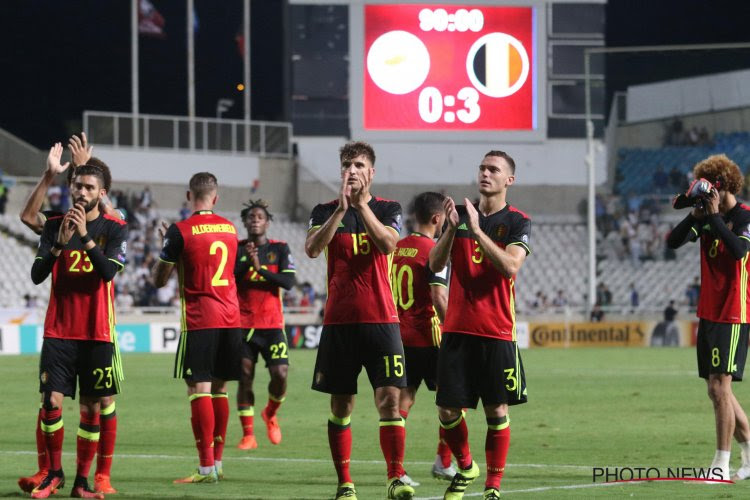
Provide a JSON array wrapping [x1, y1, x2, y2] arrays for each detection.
[[160, 210, 241, 331]]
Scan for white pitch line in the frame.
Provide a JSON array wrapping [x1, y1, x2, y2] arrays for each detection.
[[415, 480, 636, 499], [0, 449, 590, 469]]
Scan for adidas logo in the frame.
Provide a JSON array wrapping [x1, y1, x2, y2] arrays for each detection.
[[338, 222, 345, 228], [457, 223, 468, 230], [186, 368, 192, 376]]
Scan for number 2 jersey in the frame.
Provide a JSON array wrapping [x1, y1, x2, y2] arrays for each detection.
[[445, 203, 531, 341], [392, 233, 447, 347], [309, 197, 402, 325], [160, 210, 241, 331], [236, 239, 296, 329], [36, 213, 128, 341]]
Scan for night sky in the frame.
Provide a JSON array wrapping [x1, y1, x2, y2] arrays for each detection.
[[0, 0, 748, 148]]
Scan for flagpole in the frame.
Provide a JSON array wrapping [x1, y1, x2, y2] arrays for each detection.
[[187, 0, 196, 150], [132, 0, 139, 147], [243, 0, 250, 152]]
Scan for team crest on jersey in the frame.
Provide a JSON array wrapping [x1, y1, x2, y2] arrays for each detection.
[[40, 371, 48, 384], [97, 235, 107, 248], [496, 224, 508, 239], [267, 251, 277, 263]]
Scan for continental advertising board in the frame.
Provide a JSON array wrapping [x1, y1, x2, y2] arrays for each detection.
[[527, 320, 695, 348]]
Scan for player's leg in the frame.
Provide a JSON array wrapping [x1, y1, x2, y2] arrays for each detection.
[[398, 345, 423, 487], [31, 338, 76, 499], [707, 374, 734, 479], [173, 330, 218, 484], [236, 355, 258, 449], [71, 395, 103, 499], [261, 329, 290, 444], [480, 339, 526, 498], [312, 324, 360, 499], [436, 333, 480, 500], [210, 380, 229, 479], [94, 395, 117, 493], [17, 403, 49, 493], [729, 324, 750, 480]]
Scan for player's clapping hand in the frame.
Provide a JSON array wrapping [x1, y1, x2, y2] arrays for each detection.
[[464, 198, 481, 234], [245, 241, 261, 270], [69, 132, 93, 167], [444, 197, 459, 230], [68, 202, 88, 236], [57, 212, 76, 246], [157, 221, 169, 246], [348, 169, 371, 209], [337, 175, 350, 213], [704, 187, 720, 215], [46, 143, 71, 176]]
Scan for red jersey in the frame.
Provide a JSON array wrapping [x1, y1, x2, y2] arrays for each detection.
[[36, 213, 128, 341], [160, 211, 241, 331], [236, 239, 296, 329], [392, 233, 447, 347], [690, 204, 750, 323], [443, 203, 531, 341], [309, 197, 402, 324]]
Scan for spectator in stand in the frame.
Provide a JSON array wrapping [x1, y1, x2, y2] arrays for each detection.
[[669, 167, 684, 192], [629, 283, 639, 311], [0, 178, 9, 214], [179, 202, 191, 221], [686, 276, 700, 309], [590, 303, 604, 322], [551, 290, 568, 311]]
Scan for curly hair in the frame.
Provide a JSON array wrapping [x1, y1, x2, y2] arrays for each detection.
[[241, 198, 273, 221], [339, 141, 375, 165], [693, 154, 743, 195], [67, 157, 112, 192]]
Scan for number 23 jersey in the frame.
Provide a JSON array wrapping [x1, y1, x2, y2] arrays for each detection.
[[160, 210, 241, 331]]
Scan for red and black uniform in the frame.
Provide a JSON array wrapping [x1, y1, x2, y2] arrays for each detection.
[[667, 203, 750, 379], [436, 203, 531, 409], [392, 232, 447, 390], [159, 210, 243, 382], [33, 212, 128, 397], [308, 197, 404, 394], [235, 239, 296, 366]]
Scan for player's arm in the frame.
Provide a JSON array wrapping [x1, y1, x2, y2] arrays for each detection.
[[305, 202, 346, 258], [21, 143, 70, 234], [30, 219, 66, 284], [466, 200, 528, 278], [429, 197, 459, 273], [430, 285, 448, 323], [701, 188, 749, 259], [66, 203, 122, 281], [354, 200, 399, 254], [666, 213, 701, 249], [257, 243, 296, 290], [152, 223, 182, 287]]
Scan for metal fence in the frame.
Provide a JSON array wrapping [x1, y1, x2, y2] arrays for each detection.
[[83, 111, 292, 158]]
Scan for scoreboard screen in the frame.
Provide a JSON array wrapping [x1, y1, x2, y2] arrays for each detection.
[[363, 4, 538, 132]]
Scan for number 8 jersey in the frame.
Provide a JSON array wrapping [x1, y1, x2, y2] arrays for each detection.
[[160, 210, 241, 331]]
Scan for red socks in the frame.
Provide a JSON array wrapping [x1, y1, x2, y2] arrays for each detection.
[[212, 393, 229, 461], [440, 412, 472, 469], [328, 414, 353, 485], [379, 418, 406, 479], [189, 394, 215, 468], [76, 410, 101, 478], [265, 394, 285, 418], [35, 406, 50, 472], [96, 401, 117, 477], [40, 406, 64, 472], [238, 405, 254, 437], [437, 426, 452, 468], [485, 416, 510, 490]]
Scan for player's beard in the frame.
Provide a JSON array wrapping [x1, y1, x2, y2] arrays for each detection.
[[76, 197, 99, 212]]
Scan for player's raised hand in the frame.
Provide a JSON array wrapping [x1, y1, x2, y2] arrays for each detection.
[[46, 143, 71, 176], [245, 241, 261, 270], [444, 197, 459, 229], [337, 175, 350, 213], [464, 198, 480, 233], [57, 212, 76, 246], [68, 132, 93, 167], [69, 202, 88, 236], [157, 221, 170, 246]]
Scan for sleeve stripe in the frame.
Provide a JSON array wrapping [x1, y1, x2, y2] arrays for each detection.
[[429, 282, 449, 288], [740, 236, 750, 243], [508, 241, 531, 254], [109, 258, 125, 269], [159, 257, 177, 264], [690, 226, 699, 237], [281, 269, 297, 273], [308, 225, 322, 233], [386, 226, 400, 235]]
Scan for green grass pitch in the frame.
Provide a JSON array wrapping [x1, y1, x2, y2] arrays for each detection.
[[2, 347, 750, 498]]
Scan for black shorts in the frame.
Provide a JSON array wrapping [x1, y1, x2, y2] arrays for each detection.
[[39, 338, 119, 398], [404, 346, 439, 391], [697, 319, 749, 380], [436, 332, 527, 409], [174, 328, 245, 382], [244, 328, 290, 367], [312, 323, 406, 394]]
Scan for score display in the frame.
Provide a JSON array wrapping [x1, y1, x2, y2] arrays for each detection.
[[364, 4, 537, 131]]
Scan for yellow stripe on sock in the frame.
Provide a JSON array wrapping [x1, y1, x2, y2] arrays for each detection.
[[77, 428, 100, 441], [269, 394, 286, 403], [212, 393, 229, 399], [379, 418, 405, 427], [238, 407, 255, 417], [41, 420, 63, 433], [189, 393, 212, 402], [101, 402, 116, 416], [329, 413, 351, 426], [440, 414, 464, 430]]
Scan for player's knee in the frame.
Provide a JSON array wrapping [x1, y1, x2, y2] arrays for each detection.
[[42, 392, 61, 410], [270, 366, 288, 382], [376, 392, 399, 414], [438, 406, 462, 423], [100, 395, 114, 408], [707, 377, 731, 402]]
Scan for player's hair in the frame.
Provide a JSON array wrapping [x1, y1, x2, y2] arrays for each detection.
[[71, 163, 106, 190], [241, 198, 273, 221], [68, 157, 112, 192], [485, 150, 516, 175], [188, 172, 218, 199], [340, 141, 376, 165], [411, 191, 446, 224], [693, 154, 743, 195]]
